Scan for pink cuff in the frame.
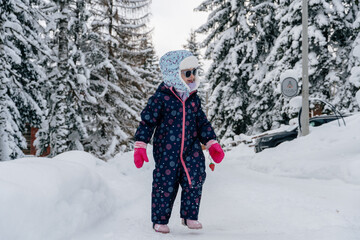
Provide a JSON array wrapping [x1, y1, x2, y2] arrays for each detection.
[[134, 141, 147, 149], [206, 140, 218, 149]]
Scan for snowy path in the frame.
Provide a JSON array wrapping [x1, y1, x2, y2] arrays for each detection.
[[72, 145, 360, 240], [2, 116, 359, 240]]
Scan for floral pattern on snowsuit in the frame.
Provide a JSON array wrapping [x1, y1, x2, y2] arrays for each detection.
[[134, 51, 217, 224]]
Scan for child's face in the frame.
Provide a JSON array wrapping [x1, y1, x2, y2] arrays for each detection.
[[181, 68, 196, 85]]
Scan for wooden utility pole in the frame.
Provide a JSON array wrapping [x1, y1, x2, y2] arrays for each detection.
[[301, 0, 310, 136]]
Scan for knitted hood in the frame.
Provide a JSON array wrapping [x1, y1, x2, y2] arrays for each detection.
[[159, 50, 200, 98]]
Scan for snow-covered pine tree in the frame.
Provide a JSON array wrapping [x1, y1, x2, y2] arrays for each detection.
[[87, 0, 154, 159], [36, 0, 95, 157], [311, 0, 358, 113], [348, 4, 360, 110], [248, 0, 358, 132], [0, 0, 47, 160], [197, 0, 360, 137], [136, 35, 161, 95], [0, 81, 25, 161], [247, 0, 306, 132], [196, 0, 278, 140], [183, 29, 204, 75], [183, 29, 208, 106], [341, 1, 360, 112]]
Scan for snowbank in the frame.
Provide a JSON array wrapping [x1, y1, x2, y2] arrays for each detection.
[[1, 114, 359, 240], [0, 151, 115, 240], [235, 113, 360, 185]]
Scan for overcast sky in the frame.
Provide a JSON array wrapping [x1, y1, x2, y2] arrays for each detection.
[[150, 0, 208, 59]]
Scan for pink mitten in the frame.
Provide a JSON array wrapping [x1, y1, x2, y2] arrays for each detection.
[[134, 148, 149, 168], [208, 143, 225, 164]]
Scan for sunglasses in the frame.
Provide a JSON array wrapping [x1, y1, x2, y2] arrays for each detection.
[[181, 68, 197, 78]]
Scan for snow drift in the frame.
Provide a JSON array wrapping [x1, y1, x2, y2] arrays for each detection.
[[0, 151, 115, 240], [245, 113, 360, 185]]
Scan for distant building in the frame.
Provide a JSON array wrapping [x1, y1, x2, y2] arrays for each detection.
[[22, 124, 50, 156]]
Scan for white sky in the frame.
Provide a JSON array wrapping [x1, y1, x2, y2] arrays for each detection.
[[150, 0, 208, 59]]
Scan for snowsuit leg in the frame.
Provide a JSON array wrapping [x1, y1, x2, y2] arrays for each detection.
[[151, 163, 204, 224], [151, 165, 181, 224], [179, 175, 203, 221]]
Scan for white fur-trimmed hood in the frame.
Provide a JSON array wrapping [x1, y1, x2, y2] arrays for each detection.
[[179, 56, 199, 70]]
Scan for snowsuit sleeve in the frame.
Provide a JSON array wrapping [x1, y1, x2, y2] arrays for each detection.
[[196, 97, 217, 145], [134, 94, 163, 144]]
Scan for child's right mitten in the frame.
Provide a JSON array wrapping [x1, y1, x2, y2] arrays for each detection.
[[134, 141, 149, 168], [208, 141, 225, 164]]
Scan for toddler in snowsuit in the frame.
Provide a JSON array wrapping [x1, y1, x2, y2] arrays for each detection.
[[133, 50, 224, 234]]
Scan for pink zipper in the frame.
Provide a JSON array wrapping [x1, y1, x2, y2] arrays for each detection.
[[169, 87, 195, 188]]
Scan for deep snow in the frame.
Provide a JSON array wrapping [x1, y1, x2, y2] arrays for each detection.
[[1, 114, 360, 240]]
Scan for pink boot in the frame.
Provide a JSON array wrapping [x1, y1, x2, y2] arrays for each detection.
[[182, 219, 203, 229], [153, 223, 170, 234]]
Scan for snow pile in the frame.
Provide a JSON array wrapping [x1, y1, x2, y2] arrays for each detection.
[[240, 113, 360, 185], [0, 151, 115, 240]]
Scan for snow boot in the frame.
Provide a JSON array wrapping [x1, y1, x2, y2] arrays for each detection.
[[153, 223, 170, 234], [181, 219, 203, 229]]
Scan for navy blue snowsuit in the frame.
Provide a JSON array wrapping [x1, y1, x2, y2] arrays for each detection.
[[134, 82, 217, 224]]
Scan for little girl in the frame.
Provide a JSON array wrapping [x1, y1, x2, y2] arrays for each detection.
[[133, 50, 224, 234]]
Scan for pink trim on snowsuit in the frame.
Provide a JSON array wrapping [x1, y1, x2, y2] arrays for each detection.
[[169, 86, 195, 188]]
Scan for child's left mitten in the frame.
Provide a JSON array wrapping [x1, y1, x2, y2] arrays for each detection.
[[207, 141, 225, 164], [134, 141, 149, 168]]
